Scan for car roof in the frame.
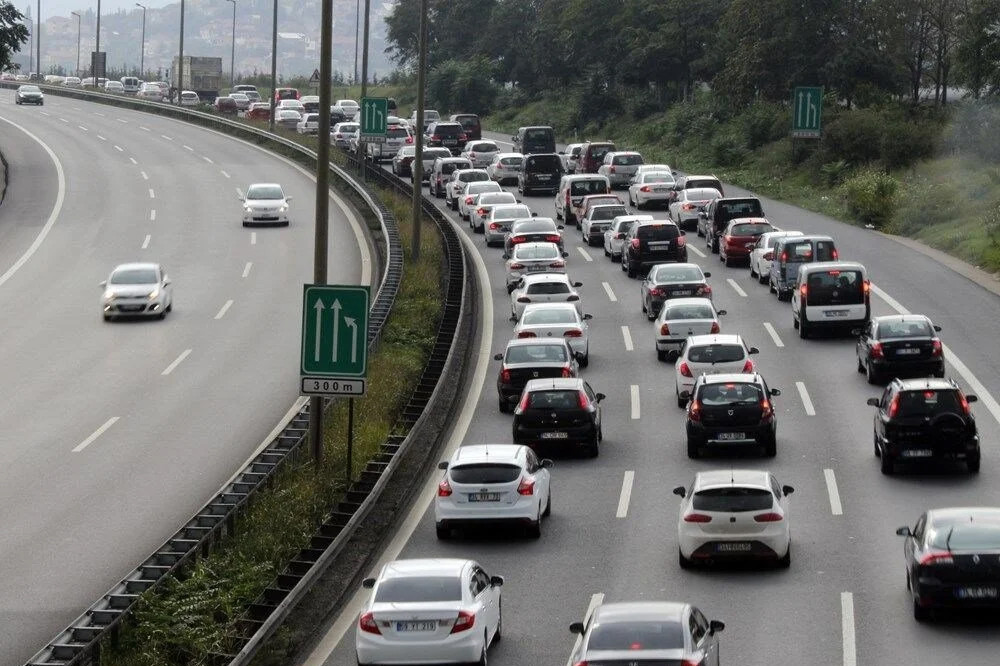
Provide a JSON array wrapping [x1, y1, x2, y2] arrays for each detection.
[[609, 150, 641, 156], [687, 334, 743, 346], [524, 377, 584, 391], [727, 217, 771, 225], [521, 302, 578, 314], [695, 469, 771, 491], [777, 234, 834, 243], [663, 297, 715, 308], [248, 182, 282, 189], [684, 174, 720, 180], [589, 204, 626, 213], [593, 601, 688, 623], [564, 174, 608, 182], [873, 314, 932, 324], [513, 241, 559, 251], [698, 372, 764, 385], [802, 261, 865, 273], [613, 214, 654, 223], [468, 140, 498, 146], [761, 230, 802, 238], [437, 156, 471, 163], [451, 444, 524, 464], [635, 219, 679, 228], [651, 262, 702, 272], [113, 262, 160, 272], [511, 217, 556, 227], [520, 273, 571, 284], [381, 558, 470, 579], [893, 377, 960, 391], [505, 337, 569, 348], [493, 204, 531, 215], [928, 507, 1000, 525]]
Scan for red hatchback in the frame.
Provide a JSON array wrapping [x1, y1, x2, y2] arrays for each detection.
[[719, 218, 774, 267]]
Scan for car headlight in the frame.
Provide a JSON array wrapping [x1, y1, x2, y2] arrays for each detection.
[[279, 205, 288, 213], [148, 288, 160, 300], [103, 289, 115, 300], [244, 205, 252, 213]]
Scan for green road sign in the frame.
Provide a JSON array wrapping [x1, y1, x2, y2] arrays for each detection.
[[792, 86, 823, 139], [300, 285, 369, 390], [360, 96, 388, 141]]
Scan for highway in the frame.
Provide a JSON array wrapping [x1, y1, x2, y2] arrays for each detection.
[[0, 92, 369, 665], [302, 132, 1000, 666]]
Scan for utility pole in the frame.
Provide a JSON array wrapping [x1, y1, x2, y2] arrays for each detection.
[[309, 0, 334, 465], [35, 0, 39, 77], [360, 0, 370, 98], [268, 0, 277, 130], [71, 11, 80, 78], [352, 0, 359, 85], [226, 0, 236, 87], [176, 0, 184, 103], [411, 0, 427, 260], [135, 3, 146, 79], [95, 0, 101, 78]]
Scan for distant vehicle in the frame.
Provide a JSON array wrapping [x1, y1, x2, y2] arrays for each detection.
[[425, 121, 469, 155], [62, 76, 82, 88], [460, 140, 501, 169], [514, 303, 592, 365], [674, 334, 759, 406], [654, 298, 726, 362], [749, 230, 803, 282], [494, 337, 580, 413], [512, 377, 604, 454], [628, 171, 677, 210], [672, 187, 723, 231], [240, 183, 292, 227], [486, 152, 523, 186], [603, 214, 651, 261], [243, 90, 261, 103], [449, 113, 481, 140], [392, 145, 416, 177], [103, 81, 126, 94], [120, 76, 141, 94], [230, 92, 251, 111], [409, 108, 440, 132], [701, 196, 765, 254], [512, 126, 556, 154], [579, 140, 615, 174], [621, 219, 688, 279], [366, 124, 413, 162], [276, 99, 305, 114], [641, 262, 713, 320], [683, 372, 780, 458], [246, 102, 271, 120], [296, 112, 320, 134], [137, 82, 164, 101], [518, 153, 564, 196], [508, 273, 583, 320], [213, 96, 238, 115], [790, 261, 870, 337], [232, 83, 258, 95], [274, 87, 300, 101], [718, 218, 775, 267], [444, 169, 491, 210], [332, 122, 359, 149], [14, 85, 43, 105], [101, 263, 173, 321], [332, 98, 359, 120], [855, 314, 945, 385], [300, 95, 320, 112], [172, 56, 223, 102], [275, 109, 302, 130], [597, 150, 644, 189]]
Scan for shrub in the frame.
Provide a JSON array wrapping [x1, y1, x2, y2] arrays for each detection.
[[879, 118, 937, 170], [893, 178, 960, 235], [841, 168, 899, 227], [819, 160, 850, 187], [710, 133, 747, 167], [822, 109, 883, 165], [742, 101, 785, 149]]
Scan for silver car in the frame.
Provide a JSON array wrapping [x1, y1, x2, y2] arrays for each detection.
[[569, 602, 724, 666], [671, 187, 723, 232], [411, 147, 452, 183], [604, 214, 652, 261], [628, 171, 677, 209], [276, 109, 301, 129], [486, 152, 524, 185], [654, 297, 725, 362], [445, 169, 491, 210], [580, 203, 628, 246], [749, 230, 802, 283], [514, 303, 593, 364], [458, 181, 504, 220], [471, 192, 518, 233], [240, 182, 292, 226], [367, 124, 413, 161], [296, 112, 320, 134], [484, 203, 533, 247], [562, 143, 584, 173], [597, 151, 644, 188], [332, 122, 359, 149], [460, 140, 501, 169], [101, 262, 173, 321], [230, 92, 251, 111], [504, 241, 567, 291], [509, 273, 583, 320]]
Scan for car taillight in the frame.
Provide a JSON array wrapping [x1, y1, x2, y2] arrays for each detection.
[[458, 133, 467, 141], [684, 513, 712, 523], [469, 152, 476, 158], [676, 235, 686, 247], [431, 134, 441, 140], [761, 398, 773, 422], [516, 391, 531, 412], [931, 339, 942, 357], [919, 552, 955, 566], [566, 191, 571, 204], [763, 251, 774, 261], [754, 512, 783, 522], [517, 475, 536, 495], [561, 366, 573, 377], [451, 610, 476, 633], [660, 322, 670, 335], [679, 362, 693, 377], [682, 203, 695, 211], [640, 185, 651, 192], [742, 359, 754, 372], [651, 287, 665, 297], [832, 248, 839, 260], [510, 263, 525, 269], [710, 322, 720, 333], [959, 392, 971, 415], [609, 165, 616, 173], [688, 400, 702, 422], [564, 329, 583, 337], [465, 196, 474, 204], [888, 394, 900, 418], [501, 369, 511, 383], [517, 331, 537, 338], [549, 260, 565, 268], [511, 235, 526, 243], [359, 611, 381, 634], [489, 222, 500, 230], [572, 662, 589, 666], [630, 238, 640, 249], [577, 390, 591, 409], [405, 136, 413, 144], [545, 235, 561, 242], [437, 478, 453, 496], [799, 283, 808, 300], [477, 207, 487, 216], [781, 251, 788, 262], [697, 285, 712, 296], [870, 342, 884, 359]]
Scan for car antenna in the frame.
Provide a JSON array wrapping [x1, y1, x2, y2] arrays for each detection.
[[945, 525, 954, 552], [731, 467, 735, 484]]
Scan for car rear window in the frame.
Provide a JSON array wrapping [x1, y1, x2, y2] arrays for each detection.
[[525, 155, 563, 170], [806, 269, 864, 305], [697, 382, 763, 404], [514, 220, 557, 234], [718, 200, 764, 218], [469, 182, 502, 195], [526, 282, 570, 295], [441, 161, 468, 175], [514, 244, 559, 259], [613, 154, 643, 165], [687, 179, 723, 191], [449, 463, 521, 484], [588, 145, 613, 160], [653, 266, 703, 282], [494, 206, 532, 220], [460, 171, 490, 183], [783, 241, 815, 262], [375, 577, 462, 603], [426, 149, 452, 159], [500, 157, 523, 167], [585, 197, 620, 209], [591, 206, 627, 220], [878, 320, 933, 338], [587, 621, 684, 651], [688, 344, 746, 364], [637, 224, 680, 241], [505, 344, 568, 363], [665, 304, 715, 320], [433, 124, 463, 136], [470, 142, 497, 152], [454, 114, 479, 127], [525, 128, 552, 140], [730, 223, 772, 236], [570, 180, 610, 196], [896, 389, 962, 417], [386, 127, 409, 138], [928, 524, 1000, 550], [642, 173, 674, 183], [522, 308, 577, 325], [693, 487, 773, 512], [479, 193, 516, 205], [525, 390, 580, 410]]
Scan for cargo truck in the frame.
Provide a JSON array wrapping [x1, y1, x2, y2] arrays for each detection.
[[170, 56, 223, 103]]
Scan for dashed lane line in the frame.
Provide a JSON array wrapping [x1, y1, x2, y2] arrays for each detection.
[[841, 592, 857, 666], [116, 118, 128, 123], [242, 262, 253, 278], [71, 417, 120, 453], [616, 471, 635, 518], [727, 278, 747, 297], [630, 384, 640, 420], [59, 117, 68, 123], [214, 299, 234, 320], [161, 349, 192, 376], [140, 171, 149, 180], [250, 232, 257, 245], [602, 281, 617, 302], [150, 209, 156, 221], [77, 125, 88, 132], [141, 234, 150, 249], [161, 134, 173, 141], [148, 188, 155, 199], [796, 381, 816, 416], [140, 126, 150, 132], [621, 325, 633, 351], [763, 322, 785, 348], [688, 244, 706, 258], [566, 594, 605, 666], [183, 144, 193, 151], [221, 169, 231, 179], [824, 469, 843, 516], [113, 145, 123, 152], [129, 157, 137, 164], [96, 135, 106, 141], [202, 156, 214, 164], [577, 246, 593, 262]]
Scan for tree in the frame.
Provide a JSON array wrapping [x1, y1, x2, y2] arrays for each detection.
[[0, 0, 28, 72], [953, 0, 1000, 98]]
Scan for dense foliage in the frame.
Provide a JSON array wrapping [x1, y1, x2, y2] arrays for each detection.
[[0, 1, 28, 71]]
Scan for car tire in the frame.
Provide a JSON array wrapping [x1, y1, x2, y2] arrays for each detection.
[[749, 263, 757, 278], [778, 544, 791, 568], [799, 318, 810, 339], [604, 246, 610, 257], [968, 453, 981, 474], [768, 279, 776, 294], [679, 550, 693, 570], [711, 239, 719, 254], [657, 349, 668, 362], [677, 393, 687, 409], [866, 362, 881, 385], [585, 433, 599, 458], [880, 452, 895, 475], [527, 512, 542, 539], [542, 491, 551, 517], [621, 256, 627, 272], [498, 396, 511, 414], [758, 272, 769, 284], [763, 434, 777, 457], [857, 356, 865, 373], [494, 600, 503, 642], [913, 600, 931, 622], [477, 636, 489, 666], [687, 438, 700, 459], [627, 261, 637, 279], [435, 523, 451, 540], [874, 431, 881, 457], [647, 308, 656, 322]]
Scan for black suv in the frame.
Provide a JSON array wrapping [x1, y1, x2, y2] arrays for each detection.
[[621, 220, 688, 278], [867, 378, 980, 474], [518, 153, 565, 195], [512, 378, 604, 457], [495, 338, 580, 413], [425, 121, 468, 155], [683, 373, 780, 458], [700, 197, 764, 253], [855, 315, 945, 384], [513, 126, 556, 155]]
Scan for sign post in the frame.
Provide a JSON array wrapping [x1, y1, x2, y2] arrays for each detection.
[[791, 86, 823, 139]]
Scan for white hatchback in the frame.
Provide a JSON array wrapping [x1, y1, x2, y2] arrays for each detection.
[[356, 558, 503, 666], [458, 181, 504, 221], [673, 469, 793, 568], [460, 140, 501, 168], [674, 334, 758, 407], [435, 444, 552, 538], [509, 273, 583, 320], [515, 303, 592, 364], [654, 298, 725, 363], [101, 262, 173, 321], [749, 230, 802, 283], [505, 242, 567, 291], [487, 152, 524, 185]]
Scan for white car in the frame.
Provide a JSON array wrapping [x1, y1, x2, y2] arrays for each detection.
[[101, 262, 173, 321], [230, 92, 251, 111], [104, 81, 126, 95], [654, 298, 725, 363], [749, 230, 802, 283], [240, 182, 291, 226], [673, 469, 793, 568], [296, 112, 320, 134], [628, 171, 676, 209], [277, 109, 302, 130], [509, 273, 583, 320], [633, 163, 673, 179], [485, 203, 533, 247], [580, 203, 628, 247], [331, 122, 359, 149], [62, 76, 82, 88], [458, 181, 503, 220], [434, 444, 552, 538], [505, 242, 566, 291], [561, 142, 584, 173], [459, 140, 501, 169], [445, 169, 490, 210], [356, 558, 503, 666], [515, 303, 592, 363], [276, 98, 305, 114], [603, 214, 652, 261], [597, 150, 644, 188], [179, 90, 200, 106], [470, 192, 518, 233], [333, 98, 359, 119], [670, 187, 724, 231], [486, 152, 524, 185], [137, 83, 164, 101], [366, 124, 413, 161], [674, 334, 759, 407]]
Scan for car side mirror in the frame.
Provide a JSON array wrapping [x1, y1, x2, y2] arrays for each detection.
[[583, 314, 593, 320], [770, 388, 781, 396], [574, 351, 585, 361], [558, 225, 566, 231], [573, 281, 583, 287], [703, 271, 711, 278], [681, 230, 687, 235], [709, 620, 725, 634], [99, 280, 107, 288], [967, 395, 978, 403], [502, 253, 510, 259], [490, 575, 504, 587], [362, 577, 376, 589], [558, 150, 564, 154], [437, 461, 449, 470], [532, 212, 538, 217], [162, 279, 171, 287], [672, 486, 686, 498], [679, 389, 690, 399], [594, 392, 606, 402], [866, 397, 880, 407], [782, 485, 795, 496], [562, 251, 570, 258], [896, 526, 913, 537], [509, 314, 517, 323], [933, 325, 942, 332], [699, 212, 707, 219], [515, 199, 522, 204], [285, 196, 293, 202], [540, 458, 553, 468], [749, 347, 759, 354], [569, 622, 585, 635], [494, 353, 504, 361]]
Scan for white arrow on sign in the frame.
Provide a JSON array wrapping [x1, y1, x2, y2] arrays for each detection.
[[331, 299, 342, 362], [345, 316, 359, 364], [312, 298, 324, 362]]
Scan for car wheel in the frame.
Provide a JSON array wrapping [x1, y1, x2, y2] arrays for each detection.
[[657, 349, 668, 362], [913, 599, 931, 622], [880, 452, 895, 475], [687, 437, 700, 459], [585, 433, 599, 458], [866, 362, 881, 385], [647, 308, 656, 322], [749, 263, 757, 278], [679, 550, 693, 570], [435, 523, 451, 540], [604, 246, 609, 257], [621, 255, 627, 272], [677, 393, 687, 409], [498, 395, 511, 414], [968, 454, 981, 474], [696, 225, 704, 238], [873, 431, 881, 457], [542, 491, 551, 517], [758, 272, 769, 284], [857, 355, 865, 373], [579, 353, 589, 368], [763, 434, 777, 457], [799, 318, 810, 339], [526, 512, 542, 539], [477, 635, 489, 666], [627, 261, 637, 279], [494, 600, 503, 642], [778, 543, 791, 568], [711, 239, 719, 254], [768, 279, 776, 294]]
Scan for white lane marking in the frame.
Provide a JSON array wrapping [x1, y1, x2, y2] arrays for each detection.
[[140, 171, 149, 180], [841, 592, 857, 666], [871, 283, 1000, 426], [763, 322, 785, 348], [727, 278, 748, 297], [616, 471, 635, 518], [621, 325, 633, 351], [687, 244, 706, 258], [129, 157, 137, 165], [161, 349, 192, 376], [114, 145, 123, 152], [824, 469, 843, 516], [141, 234, 151, 249], [242, 261, 253, 278], [149, 209, 156, 221], [148, 188, 155, 199], [116, 118, 128, 123], [602, 281, 617, 302], [161, 134, 173, 141], [202, 156, 214, 164], [630, 384, 640, 419], [140, 126, 150, 131], [183, 144, 193, 151], [0, 116, 67, 290], [40, 111, 50, 116], [72, 106, 82, 111], [220, 169, 231, 179], [236, 187, 244, 198], [72, 417, 120, 453], [577, 246, 593, 262], [250, 232, 257, 245], [77, 125, 88, 131], [94, 111, 105, 117], [796, 381, 816, 416], [96, 135, 106, 141], [566, 594, 605, 666], [59, 117, 68, 123], [214, 299, 234, 320]]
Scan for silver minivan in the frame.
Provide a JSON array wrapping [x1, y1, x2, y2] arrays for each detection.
[[791, 261, 870, 338], [768, 234, 837, 300]]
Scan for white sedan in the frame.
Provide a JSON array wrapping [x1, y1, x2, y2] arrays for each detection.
[[240, 183, 292, 226], [628, 171, 676, 209], [101, 262, 173, 321], [445, 169, 490, 209], [749, 230, 802, 283], [504, 242, 567, 291], [486, 152, 524, 185], [435, 444, 551, 538], [603, 214, 652, 261], [460, 140, 501, 169], [514, 303, 592, 365], [669, 187, 723, 232], [673, 469, 793, 568], [654, 297, 725, 363], [509, 273, 583, 320], [356, 558, 503, 666], [472, 192, 519, 235], [674, 334, 759, 407], [458, 181, 503, 220]]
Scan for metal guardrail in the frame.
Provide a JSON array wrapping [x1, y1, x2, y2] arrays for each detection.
[[9, 84, 406, 666], [0, 142, 8, 206]]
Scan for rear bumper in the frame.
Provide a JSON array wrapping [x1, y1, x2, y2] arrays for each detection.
[[356, 630, 482, 665], [870, 358, 945, 376], [684, 535, 788, 560], [881, 434, 979, 460], [914, 581, 1000, 610], [514, 422, 598, 445], [687, 422, 774, 446]]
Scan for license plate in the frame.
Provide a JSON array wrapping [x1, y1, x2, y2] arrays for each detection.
[[956, 587, 998, 599], [536, 174, 551, 179], [396, 621, 437, 632], [896, 348, 921, 355], [901, 449, 933, 458], [672, 290, 692, 296], [443, 139, 457, 145], [649, 242, 670, 249], [823, 310, 849, 317], [716, 542, 752, 552], [541, 432, 568, 439], [527, 265, 546, 272], [717, 432, 746, 441], [468, 492, 502, 502]]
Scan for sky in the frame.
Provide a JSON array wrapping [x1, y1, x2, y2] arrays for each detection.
[[30, 0, 173, 21]]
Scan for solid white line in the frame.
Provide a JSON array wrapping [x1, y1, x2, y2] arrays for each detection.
[[763, 322, 785, 348], [566, 593, 605, 666], [183, 144, 193, 151], [40, 111, 50, 116], [727, 278, 748, 297], [161, 134, 173, 141], [72, 417, 120, 453], [796, 381, 816, 416], [140, 126, 150, 131], [0, 116, 67, 290], [220, 169, 231, 178], [577, 246, 593, 262], [630, 384, 640, 419], [96, 135, 106, 141], [616, 471, 635, 518], [687, 244, 706, 258], [161, 349, 192, 376], [77, 125, 88, 131], [250, 231, 257, 245], [141, 234, 151, 249], [140, 171, 149, 180], [621, 325, 633, 351], [129, 157, 137, 164], [116, 118, 128, 123], [841, 592, 857, 666], [202, 156, 214, 164], [214, 299, 234, 320], [72, 106, 82, 111], [148, 188, 155, 199], [114, 145, 123, 152], [150, 209, 156, 221], [824, 468, 843, 516], [242, 261, 253, 278], [602, 281, 617, 302]]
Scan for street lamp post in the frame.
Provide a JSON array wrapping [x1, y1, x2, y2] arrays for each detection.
[[35, 0, 40, 77], [177, 0, 184, 104], [96, 0, 101, 78], [268, 0, 277, 130], [226, 0, 236, 87], [71, 11, 81, 78], [135, 3, 146, 78]]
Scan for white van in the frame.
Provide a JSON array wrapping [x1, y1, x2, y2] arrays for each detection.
[[121, 76, 142, 94], [791, 261, 870, 338]]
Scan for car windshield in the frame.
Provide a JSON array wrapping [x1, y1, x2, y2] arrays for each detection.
[[730, 223, 772, 236], [514, 244, 558, 259], [505, 344, 568, 363], [665, 304, 715, 320], [698, 382, 762, 404], [111, 268, 157, 284], [20, 85, 40, 92], [613, 154, 643, 165], [247, 186, 283, 200], [449, 463, 520, 484], [591, 206, 627, 220], [587, 620, 684, 651], [637, 224, 679, 240], [687, 188, 722, 200], [806, 270, 864, 305], [495, 207, 532, 220], [878, 320, 933, 338], [654, 266, 703, 282], [374, 576, 462, 603], [896, 389, 963, 417], [522, 308, 577, 325], [688, 344, 746, 364], [480, 193, 516, 205], [526, 282, 570, 295], [928, 524, 1000, 550], [525, 390, 580, 410], [693, 487, 773, 512], [570, 180, 609, 196]]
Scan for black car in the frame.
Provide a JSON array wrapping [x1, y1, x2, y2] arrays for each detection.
[[513, 126, 556, 155], [621, 220, 688, 278], [640, 263, 712, 320], [425, 121, 468, 155], [495, 338, 580, 413], [518, 153, 564, 195], [504, 217, 565, 255], [15, 84, 44, 105], [855, 314, 945, 384], [683, 373, 780, 458], [512, 378, 604, 457], [897, 507, 1000, 621], [867, 377, 979, 474]]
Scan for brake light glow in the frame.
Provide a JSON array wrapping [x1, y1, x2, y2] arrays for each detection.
[[511, 235, 526, 243], [828, 270, 841, 276], [832, 248, 839, 260], [679, 362, 693, 377], [431, 134, 440, 141], [781, 251, 788, 262], [688, 400, 702, 422], [509, 263, 525, 270], [405, 136, 413, 144], [870, 342, 884, 359], [517, 331, 537, 338], [517, 476, 536, 495], [501, 369, 511, 383], [516, 391, 531, 412], [682, 203, 695, 211], [676, 235, 686, 247], [545, 235, 561, 242], [760, 398, 773, 422], [660, 323, 670, 335], [465, 196, 474, 205], [561, 366, 573, 377], [754, 512, 783, 522], [359, 611, 382, 634], [919, 552, 955, 566], [863, 279, 871, 294], [489, 223, 500, 230], [578, 390, 591, 409], [477, 207, 487, 216], [437, 479, 453, 497], [959, 392, 971, 415], [799, 283, 808, 300], [684, 513, 712, 523], [640, 185, 651, 192], [710, 321, 721, 334], [888, 394, 900, 418], [609, 165, 616, 173], [697, 285, 712, 295], [549, 261, 566, 268], [567, 294, 580, 301], [742, 359, 754, 372], [564, 329, 583, 338], [451, 610, 476, 633], [631, 238, 640, 249], [931, 339, 942, 356]]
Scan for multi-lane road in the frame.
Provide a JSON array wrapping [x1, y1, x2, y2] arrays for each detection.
[[0, 92, 369, 665], [301, 132, 1000, 666]]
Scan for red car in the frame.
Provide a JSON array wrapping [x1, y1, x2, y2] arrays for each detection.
[[246, 103, 271, 120], [274, 87, 300, 102], [719, 218, 774, 267]]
